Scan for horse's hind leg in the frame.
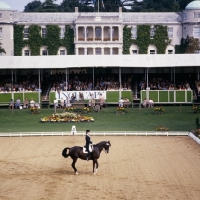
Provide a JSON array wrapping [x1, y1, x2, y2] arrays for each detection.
[[71, 158, 78, 175]]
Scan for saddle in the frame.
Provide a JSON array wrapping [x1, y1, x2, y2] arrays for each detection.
[[83, 144, 93, 153]]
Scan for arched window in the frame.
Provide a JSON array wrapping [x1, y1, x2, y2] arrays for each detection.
[[22, 46, 31, 56], [166, 45, 175, 54], [130, 44, 139, 54], [58, 46, 67, 55], [40, 46, 48, 56], [148, 45, 157, 54]]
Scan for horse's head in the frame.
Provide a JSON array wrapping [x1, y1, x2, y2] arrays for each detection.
[[104, 141, 111, 154]]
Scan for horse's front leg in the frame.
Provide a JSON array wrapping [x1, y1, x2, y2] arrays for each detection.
[[71, 158, 78, 175], [93, 159, 98, 174]]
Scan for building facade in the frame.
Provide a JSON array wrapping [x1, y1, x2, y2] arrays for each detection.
[[0, 0, 200, 57]]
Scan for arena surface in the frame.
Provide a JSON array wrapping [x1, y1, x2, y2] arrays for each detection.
[[0, 136, 200, 200]]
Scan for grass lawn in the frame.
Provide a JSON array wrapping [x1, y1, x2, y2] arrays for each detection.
[[0, 105, 198, 132]]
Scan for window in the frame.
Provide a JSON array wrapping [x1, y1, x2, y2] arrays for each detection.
[[0, 27, 2, 39], [24, 28, 29, 38], [150, 26, 155, 39], [131, 26, 137, 39], [183, 13, 187, 20], [42, 50, 48, 56], [24, 50, 30, 56], [42, 28, 46, 38], [60, 50, 65, 55], [183, 27, 187, 38], [194, 50, 200, 54], [95, 27, 101, 38], [194, 12, 200, 18], [168, 27, 173, 38], [60, 27, 65, 39], [168, 50, 173, 54], [96, 48, 101, 55], [0, 13, 2, 18], [132, 50, 138, 54], [0, 52, 3, 56], [150, 50, 155, 54], [193, 26, 200, 38]]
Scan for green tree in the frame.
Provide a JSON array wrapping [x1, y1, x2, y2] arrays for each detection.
[[40, 0, 59, 12], [185, 36, 200, 53], [24, 0, 42, 12]]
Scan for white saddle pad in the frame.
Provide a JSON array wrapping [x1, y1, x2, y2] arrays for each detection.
[[83, 145, 93, 153]]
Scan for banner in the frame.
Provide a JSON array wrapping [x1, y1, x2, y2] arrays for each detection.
[[56, 91, 106, 101]]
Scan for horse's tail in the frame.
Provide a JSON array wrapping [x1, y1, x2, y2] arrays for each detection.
[[62, 148, 70, 158]]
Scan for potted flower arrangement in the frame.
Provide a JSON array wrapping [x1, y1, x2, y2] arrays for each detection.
[[156, 126, 169, 132], [154, 107, 165, 114], [192, 106, 200, 114], [30, 106, 40, 114], [116, 106, 127, 114], [83, 107, 92, 113]]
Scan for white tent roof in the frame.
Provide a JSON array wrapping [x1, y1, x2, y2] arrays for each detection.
[[0, 54, 200, 69]]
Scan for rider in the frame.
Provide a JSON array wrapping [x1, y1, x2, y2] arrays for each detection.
[[85, 130, 93, 161]]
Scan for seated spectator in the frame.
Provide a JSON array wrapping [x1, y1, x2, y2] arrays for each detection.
[[9, 99, 14, 109], [23, 97, 29, 109], [148, 98, 154, 108], [15, 97, 21, 109], [71, 94, 76, 103], [124, 97, 130, 108], [142, 98, 148, 108], [118, 97, 124, 107], [65, 97, 71, 107], [99, 93, 104, 110], [94, 104, 100, 112], [60, 98, 65, 108], [30, 98, 35, 108]]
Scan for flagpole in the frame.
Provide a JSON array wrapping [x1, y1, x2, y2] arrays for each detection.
[[98, 0, 99, 14]]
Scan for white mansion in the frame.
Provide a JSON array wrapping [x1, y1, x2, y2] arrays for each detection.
[[0, 0, 200, 57]]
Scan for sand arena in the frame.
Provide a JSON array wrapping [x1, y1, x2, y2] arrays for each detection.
[[0, 136, 200, 200]]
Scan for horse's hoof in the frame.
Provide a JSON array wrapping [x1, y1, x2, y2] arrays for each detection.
[[75, 171, 78, 175], [93, 172, 96, 175], [95, 169, 98, 173]]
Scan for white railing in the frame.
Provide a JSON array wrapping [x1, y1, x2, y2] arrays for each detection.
[[0, 131, 189, 137]]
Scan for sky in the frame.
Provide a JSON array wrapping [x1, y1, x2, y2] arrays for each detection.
[[3, 0, 63, 11]]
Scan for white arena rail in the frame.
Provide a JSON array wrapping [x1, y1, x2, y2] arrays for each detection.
[[0, 131, 189, 137]]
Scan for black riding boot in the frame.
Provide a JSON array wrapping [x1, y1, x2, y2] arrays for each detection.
[[86, 152, 90, 161]]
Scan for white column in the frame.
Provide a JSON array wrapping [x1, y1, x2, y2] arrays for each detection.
[[84, 26, 87, 41], [38, 69, 41, 105], [76, 26, 78, 41], [101, 48, 104, 55], [101, 26, 103, 41], [119, 67, 122, 99], [93, 26, 95, 40]]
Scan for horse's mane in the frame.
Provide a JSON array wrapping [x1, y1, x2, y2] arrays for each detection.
[[95, 141, 106, 146], [95, 141, 111, 147]]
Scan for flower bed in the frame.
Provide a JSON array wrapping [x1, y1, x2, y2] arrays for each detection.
[[40, 112, 94, 122], [154, 107, 165, 114]]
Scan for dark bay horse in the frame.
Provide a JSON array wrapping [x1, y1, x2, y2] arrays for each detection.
[[62, 141, 111, 174]]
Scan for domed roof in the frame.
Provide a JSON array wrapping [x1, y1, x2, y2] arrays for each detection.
[[0, 1, 11, 10], [186, 0, 200, 10]]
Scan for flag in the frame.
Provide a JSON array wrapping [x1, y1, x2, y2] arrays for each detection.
[[102, 0, 105, 9]]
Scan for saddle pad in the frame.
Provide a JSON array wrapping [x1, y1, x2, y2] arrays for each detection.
[[83, 145, 93, 153]]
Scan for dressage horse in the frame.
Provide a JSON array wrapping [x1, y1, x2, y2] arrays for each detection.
[[62, 141, 111, 174]]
